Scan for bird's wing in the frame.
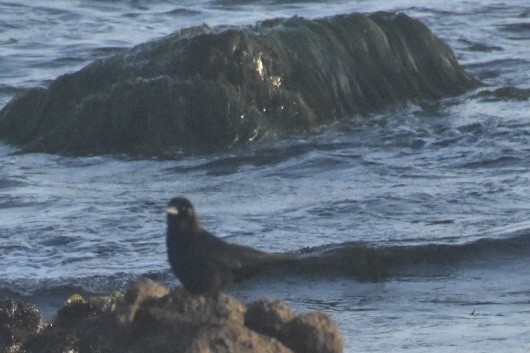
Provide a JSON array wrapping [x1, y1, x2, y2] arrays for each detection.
[[195, 229, 298, 270], [217, 237, 298, 268], [196, 230, 244, 270]]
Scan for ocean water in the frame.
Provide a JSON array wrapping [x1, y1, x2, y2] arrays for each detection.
[[1, 0, 530, 352]]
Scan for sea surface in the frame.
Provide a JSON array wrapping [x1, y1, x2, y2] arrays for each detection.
[[1, 0, 530, 352]]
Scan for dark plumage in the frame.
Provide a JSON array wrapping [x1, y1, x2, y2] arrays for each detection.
[[166, 197, 297, 295]]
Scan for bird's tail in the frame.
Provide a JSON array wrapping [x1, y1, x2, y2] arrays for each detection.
[[233, 251, 301, 281]]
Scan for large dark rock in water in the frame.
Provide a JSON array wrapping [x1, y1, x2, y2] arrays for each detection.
[[0, 12, 479, 156], [1, 279, 343, 353]]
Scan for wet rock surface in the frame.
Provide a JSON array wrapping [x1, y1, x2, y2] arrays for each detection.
[[0, 299, 43, 353], [0, 279, 343, 353], [0, 12, 479, 156]]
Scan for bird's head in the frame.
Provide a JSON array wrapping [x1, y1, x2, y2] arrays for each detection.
[[166, 197, 201, 235]]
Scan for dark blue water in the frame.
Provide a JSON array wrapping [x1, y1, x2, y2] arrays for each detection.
[[1, 1, 530, 352]]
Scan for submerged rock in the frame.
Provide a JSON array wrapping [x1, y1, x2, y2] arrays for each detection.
[[0, 12, 479, 156], [1, 279, 343, 353], [475, 86, 530, 101]]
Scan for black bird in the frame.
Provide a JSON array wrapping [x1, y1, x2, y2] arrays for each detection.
[[166, 197, 297, 295]]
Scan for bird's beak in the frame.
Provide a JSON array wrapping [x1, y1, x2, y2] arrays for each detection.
[[166, 207, 179, 215]]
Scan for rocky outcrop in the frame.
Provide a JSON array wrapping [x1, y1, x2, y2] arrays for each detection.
[[246, 300, 342, 353], [0, 12, 479, 156], [0, 279, 343, 353]]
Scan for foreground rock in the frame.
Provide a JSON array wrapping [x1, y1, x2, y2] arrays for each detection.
[[0, 279, 343, 353], [0, 299, 43, 352], [0, 12, 479, 156]]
